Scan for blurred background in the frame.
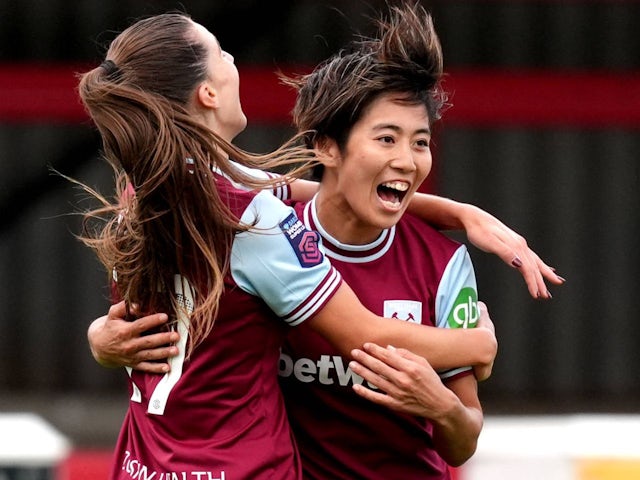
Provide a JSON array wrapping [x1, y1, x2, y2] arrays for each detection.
[[0, 0, 638, 457]]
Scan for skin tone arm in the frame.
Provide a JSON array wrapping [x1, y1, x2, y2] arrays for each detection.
[[88, 288, 497, 378], [349, 342, 482, 466], [406, 194, 564, 299], [304, 282, 497, 374], [289, 179, 565, 300]]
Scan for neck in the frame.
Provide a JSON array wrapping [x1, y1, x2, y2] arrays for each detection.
[[313, 192, 383, 246]]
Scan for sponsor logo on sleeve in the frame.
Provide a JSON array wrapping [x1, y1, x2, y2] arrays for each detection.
[[279, 213, 324, 268], [447, 287, 479, 328]]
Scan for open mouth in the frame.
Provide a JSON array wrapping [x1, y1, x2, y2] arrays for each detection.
[[377, 181, 409, 208]]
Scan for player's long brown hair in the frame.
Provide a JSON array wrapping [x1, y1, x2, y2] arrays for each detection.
[[283, 2, 447, 161], [77, 13, 315, 354]]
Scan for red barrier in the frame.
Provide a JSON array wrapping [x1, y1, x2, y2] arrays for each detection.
[[1, 64, 639, 128]]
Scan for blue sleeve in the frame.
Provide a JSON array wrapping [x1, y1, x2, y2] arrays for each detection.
[[434, 245, 478, 380], [230, 191, 340, 326]]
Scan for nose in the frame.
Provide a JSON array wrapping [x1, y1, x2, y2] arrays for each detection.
[[390, 143, 417, 173], [222, 51, 235, 64]]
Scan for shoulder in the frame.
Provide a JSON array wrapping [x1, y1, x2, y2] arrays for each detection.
[[401, 212, 462, 252], [214, 173, 287, 220]]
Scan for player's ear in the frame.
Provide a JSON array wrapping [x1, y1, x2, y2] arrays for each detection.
[[195, 82, 218, 109], [315, 136, 340, 169]]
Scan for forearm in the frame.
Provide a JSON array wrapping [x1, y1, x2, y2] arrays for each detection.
[[407, 326, 495, 371], [431, 380, 483, 466], [308, 284, 496, 369], [289, 178, 319, 202], [407, 193, 470, 231]]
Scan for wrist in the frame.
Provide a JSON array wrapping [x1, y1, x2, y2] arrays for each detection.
[[431, 389, 463, 427], [455, 202, 480, 231], [475, 327, 498, 366]]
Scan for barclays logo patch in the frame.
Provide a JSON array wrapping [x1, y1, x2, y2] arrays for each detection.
[[279, 213, 324, 268]]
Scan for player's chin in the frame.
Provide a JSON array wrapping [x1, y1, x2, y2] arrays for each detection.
[[374, 208, 404, 229]]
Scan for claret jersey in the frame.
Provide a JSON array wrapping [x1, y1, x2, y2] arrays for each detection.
[[110, 172, 342, 480], [279, 196, 479, 480]]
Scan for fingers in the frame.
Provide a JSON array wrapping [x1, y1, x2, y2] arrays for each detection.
[[132, 345, 178, 372], [350, 343, 436, 391], [133, 361, 173, 374], [124, 322, 179, 372], [91, 304, 179, 371], [487, 225, 565, 300], [501, 233, 548, 299], [107, 300, 128, 320], [516, 247, 551, 299], [106, 306, 175, 340], [117, 339, 178, 373], [473, 363, 493, 382], [352, 383, 397, 409], [476, 302, 494, 333], [129, 313, 173, 337], [475, 302, 496, 381], [509, 246, 565, 300], [350, 344, 400, 383], [130, 331, 179, 354], [479, 232, 548, 300], [354, 343, 427, 373], [536, 256, 566, 285]]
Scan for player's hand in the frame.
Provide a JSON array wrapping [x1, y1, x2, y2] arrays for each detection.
[[473, 301, 496, 382], [460, 204, 565, 299], [87, 301, 179, 374], [349, 343, 456, 418]]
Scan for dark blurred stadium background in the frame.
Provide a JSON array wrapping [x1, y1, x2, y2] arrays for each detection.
[[0, 0, 638, 455]]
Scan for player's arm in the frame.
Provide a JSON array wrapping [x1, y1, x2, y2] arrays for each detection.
[[306, 282, 497, 372], [86, 284, 496, 374], [287, 177, 318, 202], [432, 375, 483, 466], [282, 177, 564, 299], [349, 342, 482, 466], [406, 193, 565, 299], [232, 192, 496, 371]]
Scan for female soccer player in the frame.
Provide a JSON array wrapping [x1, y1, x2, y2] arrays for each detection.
[[279, 4, 484, 477]]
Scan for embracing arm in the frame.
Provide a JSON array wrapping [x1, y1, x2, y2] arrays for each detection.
[[406, 193, 565, 299], [306, 283, 496, 373], [432, 376, 483, 466], [87, 283, 496, 375], [287, 177, 318, 202], [285, 179, 565, 300]]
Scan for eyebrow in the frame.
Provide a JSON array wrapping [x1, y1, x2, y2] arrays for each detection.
[[372, 124, 431, 135]]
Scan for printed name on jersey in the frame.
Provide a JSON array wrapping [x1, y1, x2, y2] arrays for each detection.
[[447, 286, 479, 328], [383, 300, 422, 324], [279, 212, 324, 268], [121, 451, 226, 480]]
